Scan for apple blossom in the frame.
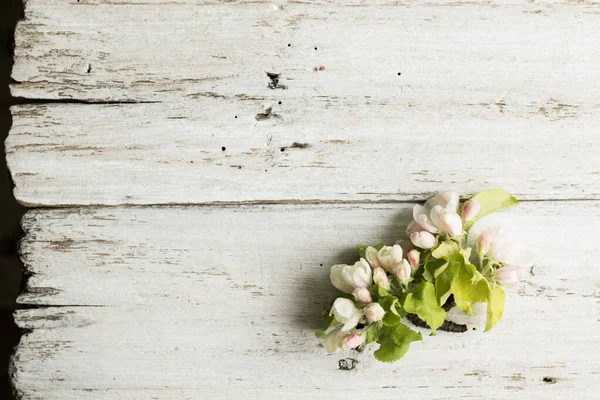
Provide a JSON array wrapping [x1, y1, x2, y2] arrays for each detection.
[[377, 244, 403, 270], [394, 259, 412, 284], [317, 189, 531, 364], [470, 226, 533, 269], [410, 231, 436, 249], [410, 191, 462, 237], [330, 258, 373, 293], [407, 249, 420, 269], [340, 333, 365, 350], [441, 211, 463, 237], [323, 325, 347, 353], [352, 287, 372, 304], [373, 268, 390, 290], [461, 199, 480, 221], [365, 246, 382, 269], [495, 265, 528, 286], [330, 298, 363, 331], [363, 302, 385, 323]]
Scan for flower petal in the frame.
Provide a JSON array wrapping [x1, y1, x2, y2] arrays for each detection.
[[330, 264, 355, 293]]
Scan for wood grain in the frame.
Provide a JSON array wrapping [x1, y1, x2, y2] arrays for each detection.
[[7, 99, 600, 206], [10, 0, 600, 398], [12, 202, 600, 398], [11, 1, 600, 103]]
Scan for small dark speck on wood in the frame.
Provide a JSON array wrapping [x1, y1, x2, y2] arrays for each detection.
[[87, 64, 92, 73], [291, 142, 310, 149], [265, 72, 287, 90], [542, 377, 557, 384], [338, 358, 358, 371]]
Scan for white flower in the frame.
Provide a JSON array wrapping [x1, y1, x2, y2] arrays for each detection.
[[330, 258, 373, 293], [323, 325, 347, 353], [469, 225, 533, 268], [409, 191, 462, 236], [330, 298, 363, 331], [363, 302, 385, 323], [376, 244, 403, 270], [394, 259, 412, 284], [373, 268, 390, 290], [469, 222, 533, 288], [365, 246, 382, 269]]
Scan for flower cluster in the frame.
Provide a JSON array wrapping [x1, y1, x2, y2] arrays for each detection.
[[316, 189, 532, 362]]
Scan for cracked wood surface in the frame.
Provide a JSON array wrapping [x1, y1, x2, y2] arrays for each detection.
[[6, 99, 600, 206], [13, 203, 600, 399], [8, 0, 600, 205], [8, 0, 600, 398]]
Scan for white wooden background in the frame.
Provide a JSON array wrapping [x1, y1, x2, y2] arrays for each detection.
[[6, 0, 600, 398]]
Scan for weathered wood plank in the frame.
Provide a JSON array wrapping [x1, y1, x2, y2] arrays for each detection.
[[17, 203, 600, 306], [7, 101, 600, 205], [12, 299, 600, 400], [11, 0, 600, 103], [12, 202, 600, 398]]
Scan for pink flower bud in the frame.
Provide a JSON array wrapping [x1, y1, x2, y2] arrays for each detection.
[[407, 250, 420, 269], [495, 265, 527, 286], [363, 302, 385, 323], [352, 287, 372, 304], [461, 199, 480, 222], [372, 268, 390, 290], [340, 333, 364, 350], [476, 232, 493, 255], [410, 231, 436, 249], [394, 259, 412, 284], [442, 212, 463, 237]]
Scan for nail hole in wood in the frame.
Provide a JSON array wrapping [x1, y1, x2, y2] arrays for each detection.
[[278, 101, 282, 105], [287, 43, 291, 47], [280, 147, 285, 152], [314, 46, 318, 50], [234, 116, 238, 119], [397, 72, 401, 76], [221, 147, 226, 151], [542, 377, 557, 384], [87, 64, 92, 73]]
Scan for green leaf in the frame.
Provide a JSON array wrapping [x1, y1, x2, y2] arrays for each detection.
[[369, 284, 390, 302], [373, 243, 385, 251], [403, 281, 446, 333], [423, 257, 446, 283], [464, 189, 518, 227], [374, 323, 422, 363], [356, 245, 367, 259], [451, 262, 490, 315], [378, 296, 406, 326], [314, 311, 336, 339], [366, 323, 380, 344], [434, 254, 461, 305], [485, 286, 505, 332], [432, 240, 460, 260]]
